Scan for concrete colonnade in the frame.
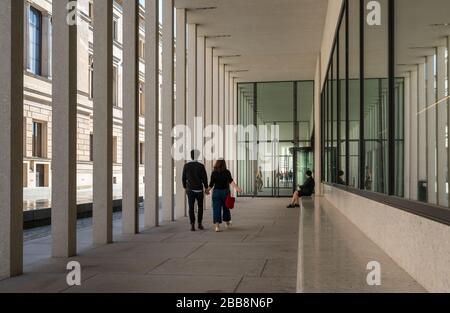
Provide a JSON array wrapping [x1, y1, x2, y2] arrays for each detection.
[[0, 0, 241, 279]]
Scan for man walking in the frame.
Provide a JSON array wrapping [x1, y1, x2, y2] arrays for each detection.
[[182, 150, 208, 231]]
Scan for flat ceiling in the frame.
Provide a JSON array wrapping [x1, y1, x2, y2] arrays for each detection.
[[395, 0, 450, 77], [175, 0, 328, 82]]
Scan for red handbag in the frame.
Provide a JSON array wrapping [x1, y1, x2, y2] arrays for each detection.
[[225, 194, 235, 209]]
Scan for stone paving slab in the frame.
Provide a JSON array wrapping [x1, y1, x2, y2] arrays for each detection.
[[65, 273, 242, 293]]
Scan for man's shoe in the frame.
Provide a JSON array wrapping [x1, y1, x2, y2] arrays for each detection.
[[198, 224, 204, 230], [286, 204, 295, 208], [295, 204, 300, 208], [191, 224, 196, 231]]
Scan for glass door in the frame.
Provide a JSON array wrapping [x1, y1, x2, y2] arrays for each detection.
[[295, 148, 314, 187], [275, 142, 295, 196], [237, 81, 315, 197], [256, 141, 275, 197], [256, 141, 295, 197]]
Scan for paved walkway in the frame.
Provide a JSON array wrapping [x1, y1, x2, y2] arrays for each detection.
[[1, 198, 299, 293], [0, 197, 425, 293]]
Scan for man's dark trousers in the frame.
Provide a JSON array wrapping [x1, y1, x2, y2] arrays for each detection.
[[187, 190, 204, 225]]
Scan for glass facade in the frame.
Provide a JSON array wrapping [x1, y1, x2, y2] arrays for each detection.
[[238, 81, 314, 197], [322, 0, 450, 208]]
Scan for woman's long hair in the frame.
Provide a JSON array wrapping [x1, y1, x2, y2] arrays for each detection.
[[213, 159, 227, 173]]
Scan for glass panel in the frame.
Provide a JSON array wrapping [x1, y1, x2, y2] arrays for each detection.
[[327, 70, 333, 183], [338, 9, 347, 185], [297, 81, 314, 141], [256, 82, 294, 197], [276, 142, 295, 197], [256, 141, 274, 196], [257, 82, 294, 141], [237, 83, 255, 196], [394, 78, 404, 197], [363, 0, 389, 194], [29, 7, 42, 75], [332, 43, 338, 184], [32, 122, 42, 158], [348, 0, 360, 189]]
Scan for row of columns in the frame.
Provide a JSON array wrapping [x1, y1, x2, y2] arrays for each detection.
[[404, 39, 450, 207], [0, 0, 239, 279]]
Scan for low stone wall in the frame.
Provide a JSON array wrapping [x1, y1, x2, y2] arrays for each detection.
[[324, 184, 450, 292]]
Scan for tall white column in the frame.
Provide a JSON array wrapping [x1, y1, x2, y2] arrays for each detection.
[[224, 70, 230, 161], [417, 63, 427, 183], [197, 36, 206, 155], [228, 77, 233, 122], [212, 55, 221, 160], [0, 0, 23, 279], [93, 0, 113, 244], [426, 55, 437, 204], [436, 46, 447, 207], [197, 37, 206, 123], [205, 47, 213, 211], [205, 46, 213, 171], [224, 70, 229, 126], [122, 0, 139, 234], [162, 0, 175, 222], [51, 0, 77, 257], [175, 8, 187, 220], [228, 76, 235, 175], [144, 0, 160, 228], [233, 79, 239, 177], [409, 69, 418, 200], [213, 56, 219, 129], [187, 23, 197, 152], [219, 63, 225, 158]]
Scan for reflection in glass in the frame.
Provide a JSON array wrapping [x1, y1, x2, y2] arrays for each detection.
[[395, 0, 449, 206]]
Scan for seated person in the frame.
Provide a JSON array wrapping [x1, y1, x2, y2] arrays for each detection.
[[287, 170, 315, 208], [337, 170, 346, 185]]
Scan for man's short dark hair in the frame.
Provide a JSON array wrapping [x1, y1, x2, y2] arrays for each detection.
[[191, 150, 200, 161], [306, 170, 312, 177], [338, 170, 344, 176]]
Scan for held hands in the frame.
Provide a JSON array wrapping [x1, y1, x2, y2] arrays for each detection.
[[204, 187, 241, 195]]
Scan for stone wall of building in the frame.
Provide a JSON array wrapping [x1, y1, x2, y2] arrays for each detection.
[[23, 0, 148, 192]]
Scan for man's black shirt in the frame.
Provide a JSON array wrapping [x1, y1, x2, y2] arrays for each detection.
[[182, 161, 208, 191]]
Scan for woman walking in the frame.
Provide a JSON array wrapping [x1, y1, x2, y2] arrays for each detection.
[[206, 159, 242, 232]]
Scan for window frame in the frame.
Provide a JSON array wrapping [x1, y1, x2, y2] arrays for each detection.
[[28, 6, 43, 76]]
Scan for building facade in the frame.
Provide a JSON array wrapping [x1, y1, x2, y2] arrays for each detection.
[[22, 0, 154, 193]]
